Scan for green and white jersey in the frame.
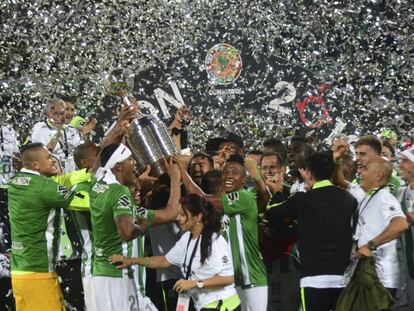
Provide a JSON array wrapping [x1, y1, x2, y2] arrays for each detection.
[[8, 168, 73, 273], [132, 236, 146, 295], [221, 189, 267, 288], [90, 180, 135, 278], [53, 169, 95, 277]]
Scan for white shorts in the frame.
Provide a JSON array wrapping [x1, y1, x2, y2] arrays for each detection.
[[82, 277, 93, 311], [89, 276, 139, 311], [136, 291, 159, 311], [236, 286, 268, 311]]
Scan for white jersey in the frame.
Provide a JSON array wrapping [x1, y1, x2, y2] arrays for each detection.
[[396, 186, 414, 214], [355, 188, 406, 288], [166, 232, 237, 310], [31, 121, 81, 172], [0, 125, 19, 185], [347, 183, 366, 203]]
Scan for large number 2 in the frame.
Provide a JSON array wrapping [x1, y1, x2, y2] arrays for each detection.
[[269, 81, 296, 116], [129, 295, 138, 311]]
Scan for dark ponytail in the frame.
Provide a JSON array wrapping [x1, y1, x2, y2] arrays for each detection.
[[180, 193, 221, 264]]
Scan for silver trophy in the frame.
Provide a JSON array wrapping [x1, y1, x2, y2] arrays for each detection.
[[104, 68, 177, 176]]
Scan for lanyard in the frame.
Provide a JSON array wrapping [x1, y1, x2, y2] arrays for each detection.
[[183, 234, 201, 280], [0, 127, 4, 152], [60, 128, 69, 157], [47, 120, 68, 157], [358, 186, 385, 218], [402, 187, 413, 213]]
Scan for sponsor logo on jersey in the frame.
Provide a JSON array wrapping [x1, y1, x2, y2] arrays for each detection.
[[226, 192, 240, 205], [92, 183, 109, 193], [222, 255, 229, 264], [117, 195, 131, 209], [12, 241, 24, 250], [57, 185, 69, 197], [221, 214, 230, 232], [11, 177, 31, 186]]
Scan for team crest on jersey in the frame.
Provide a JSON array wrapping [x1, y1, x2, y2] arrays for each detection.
[[95, 248, 103, 257], [226, 192, 240, 205], [92, 183, 109, 193], [11, 177, 31, 186], [118, 195, 131, 209], [12, 241, 24, 250]]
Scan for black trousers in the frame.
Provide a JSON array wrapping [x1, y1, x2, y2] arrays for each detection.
[[301, 287, 343, 311]]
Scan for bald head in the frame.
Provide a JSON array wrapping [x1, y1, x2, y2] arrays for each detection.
[[369, 157, 392, 184], [21, 143, 46, 167], [20, 142, 59, 176], [360, 156, 392, 192]]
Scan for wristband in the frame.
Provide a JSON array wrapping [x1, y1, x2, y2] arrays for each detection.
[[145, 257, 150, 268]]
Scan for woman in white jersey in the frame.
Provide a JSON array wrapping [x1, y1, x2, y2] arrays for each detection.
[[110, 193, 241, 311]]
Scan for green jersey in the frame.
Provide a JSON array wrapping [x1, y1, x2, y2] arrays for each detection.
[[221, 189, 267, 288], [90, 180, 135, 278], [54, 169, 95, 278], [8, 168, 74, 273]]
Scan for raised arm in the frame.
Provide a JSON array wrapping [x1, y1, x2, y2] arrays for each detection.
[[174, 154, 223, 211], [245, 157, 270, 213], [145, 159, 182, 227]]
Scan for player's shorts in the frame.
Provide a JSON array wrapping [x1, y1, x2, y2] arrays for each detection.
[[89, 276, 138, 311], [12, 272, 66, 311]]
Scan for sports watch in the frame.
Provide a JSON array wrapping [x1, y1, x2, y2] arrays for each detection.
[[196, 281, 204, 289], [367, 240, 377, 251]]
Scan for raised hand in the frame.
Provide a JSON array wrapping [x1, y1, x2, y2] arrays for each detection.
[[138, 165, 157, 190], [81, 118, 97, 136], [265, 171, 284, 194], [164, 156, 182, 181], [244, 157, 259, 178], [173, 154, 191, 172], [332, 136, 349, 162]]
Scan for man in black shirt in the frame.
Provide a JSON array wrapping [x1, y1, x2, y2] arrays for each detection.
[[266, 151, 357, 311]]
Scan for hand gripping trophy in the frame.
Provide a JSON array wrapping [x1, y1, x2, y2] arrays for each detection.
[[104, 68, 177, 176]]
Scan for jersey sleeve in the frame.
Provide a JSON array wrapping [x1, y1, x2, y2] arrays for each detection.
[[347, 183, 366, 204], [41, 179, 74, 209], [51, 172, 73, 188], [380, 200, 406, 225], [221, 190, 256, 216], [112, 186, 134, 219], [165, 232, 189, 266]]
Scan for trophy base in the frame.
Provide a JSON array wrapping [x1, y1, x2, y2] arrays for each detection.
[[149, 158, 168, 177]]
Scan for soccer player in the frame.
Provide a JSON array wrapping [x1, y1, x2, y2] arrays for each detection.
[[8, 143, 75, 311], [88, 143, 181, 311], [177, 154, 268, 311]]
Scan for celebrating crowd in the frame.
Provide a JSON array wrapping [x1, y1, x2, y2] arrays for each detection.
[[0, 99, 413, 311]]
